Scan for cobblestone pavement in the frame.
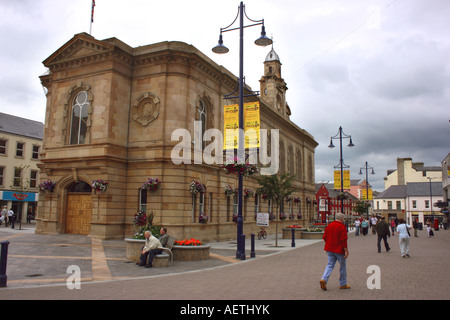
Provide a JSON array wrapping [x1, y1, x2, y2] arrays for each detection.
[[0, 224, 449, 303]]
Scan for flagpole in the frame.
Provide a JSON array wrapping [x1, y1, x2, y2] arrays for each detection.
[[90, 0, 95, 35]]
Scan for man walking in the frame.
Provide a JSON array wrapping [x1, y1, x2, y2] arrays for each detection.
[[375, 216, 391, 253], [320, 212, 350, 290]]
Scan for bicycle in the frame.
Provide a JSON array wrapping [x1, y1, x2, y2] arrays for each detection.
[[257, 227, 267, 240]]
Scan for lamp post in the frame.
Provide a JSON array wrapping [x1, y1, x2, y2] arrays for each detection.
[[359, 161, 375, 220], [329, 126, 354, 218], [427, 177, 435, 220], [213, 2, 272, 260]]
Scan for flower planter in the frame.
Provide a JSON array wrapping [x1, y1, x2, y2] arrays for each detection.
[[301, 231, 324, 240], [282, 228, 306, 239], [172, 245, 211, 261]]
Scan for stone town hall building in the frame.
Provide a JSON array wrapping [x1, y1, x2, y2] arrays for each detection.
[[36, 33, 318, 240]]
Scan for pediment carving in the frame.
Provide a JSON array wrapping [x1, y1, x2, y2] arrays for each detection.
[[43, 33, 114, 67]]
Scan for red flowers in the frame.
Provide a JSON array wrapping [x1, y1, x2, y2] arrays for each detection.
[[174, 238, 203, 246]]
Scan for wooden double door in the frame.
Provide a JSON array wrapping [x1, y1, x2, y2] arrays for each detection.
[[66, 194, 92, 235]]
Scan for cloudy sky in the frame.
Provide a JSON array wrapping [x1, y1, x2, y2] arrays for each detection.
[[0, 0, 449, 191]]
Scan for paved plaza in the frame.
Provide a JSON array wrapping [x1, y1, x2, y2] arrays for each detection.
[[0, 223, 449, 303]]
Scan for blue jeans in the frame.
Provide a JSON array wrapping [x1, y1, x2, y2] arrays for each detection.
[[321, 252, 347, 286]]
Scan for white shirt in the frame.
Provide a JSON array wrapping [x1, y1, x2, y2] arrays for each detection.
[[397, 223, 411, 239]]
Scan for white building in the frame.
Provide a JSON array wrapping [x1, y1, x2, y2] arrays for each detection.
[[406, 182, 443, 225], [373, 185, 406, 221]]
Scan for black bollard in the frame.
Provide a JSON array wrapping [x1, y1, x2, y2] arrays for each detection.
[[240, 234, 246, 260], [250, 233, 255, 258], [0, 241, 9, 287], [291, 228, 296, 247]]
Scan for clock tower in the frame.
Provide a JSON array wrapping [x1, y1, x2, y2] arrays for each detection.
[[260, 48, 290, 118]]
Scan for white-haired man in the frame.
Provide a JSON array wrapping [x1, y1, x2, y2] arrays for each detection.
[[319, 212, 350, 290], [137, 231, 162, 268]]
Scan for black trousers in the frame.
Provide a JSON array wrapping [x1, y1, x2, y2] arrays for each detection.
[[140, 249, 163, 266], [377, 235, 390, 252]]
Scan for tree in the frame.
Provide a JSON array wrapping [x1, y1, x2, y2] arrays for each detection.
[[354, 200, 371, 218], [255, 173, 297, 247]]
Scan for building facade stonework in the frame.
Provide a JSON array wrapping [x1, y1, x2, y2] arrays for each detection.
[[37, 33, 318, 240]]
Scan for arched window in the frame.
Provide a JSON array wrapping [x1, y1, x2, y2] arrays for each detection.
[[198, 100, 207, 141], [70, 91, 89, 145]]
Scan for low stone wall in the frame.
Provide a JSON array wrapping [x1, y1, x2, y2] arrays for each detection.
[[172, 245, 211, 261], [301, 231, 324, 240], [282, 228, 306, 239]]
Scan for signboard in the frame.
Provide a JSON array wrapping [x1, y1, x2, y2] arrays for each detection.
[[1, 191, 36, 202], [223, 102, 260, 150], [333, 170, 350, 189], [256, 212, 269, 226]]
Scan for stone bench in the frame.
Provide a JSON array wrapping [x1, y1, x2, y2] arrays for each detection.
[[125, 238, 171, 268], [152, 252, 170, 267]]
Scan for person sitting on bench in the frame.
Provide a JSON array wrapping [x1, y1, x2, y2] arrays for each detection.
[[137, 231, 162, 268]]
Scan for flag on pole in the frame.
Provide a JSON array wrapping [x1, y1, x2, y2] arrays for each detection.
[[91, 0, 96, 23]]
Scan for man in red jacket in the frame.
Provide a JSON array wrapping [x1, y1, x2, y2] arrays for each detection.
[[319, 212, 350, 290]]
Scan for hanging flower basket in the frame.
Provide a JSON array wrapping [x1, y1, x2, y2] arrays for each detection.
[[225, 184, 237, 197], [91, 179, 109, 192], [222, 156, 258, 178], [39, 179, 56, 192], [294, 197, 301, 204], [199, 213, 209, 224], [142, 178, 161, 192], [189, 180, 206, 195], [244, 188, 255, 198], [133, 210, 148, 227]]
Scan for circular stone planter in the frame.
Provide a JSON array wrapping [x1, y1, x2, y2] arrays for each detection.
[[282, 228, 306, 239], [125, 238, 145, 262], [300, 231, 324, 240], [172, 245, 211, 261]]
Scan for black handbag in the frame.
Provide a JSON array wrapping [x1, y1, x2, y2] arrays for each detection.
[[406, 224, 410, 237]]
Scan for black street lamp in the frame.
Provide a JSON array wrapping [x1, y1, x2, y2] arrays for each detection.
[[213, 2, 272, 260], [359, 161, 375, 219], [329, 126, 354, 217]]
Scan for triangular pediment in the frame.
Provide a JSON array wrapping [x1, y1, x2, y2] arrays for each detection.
[[43, 32, 115, 67]]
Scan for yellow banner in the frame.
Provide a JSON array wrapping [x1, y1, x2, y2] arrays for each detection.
[[334, 170, 350, 189], [361, 189, 373, 200], [223, 102, 260, 150]]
